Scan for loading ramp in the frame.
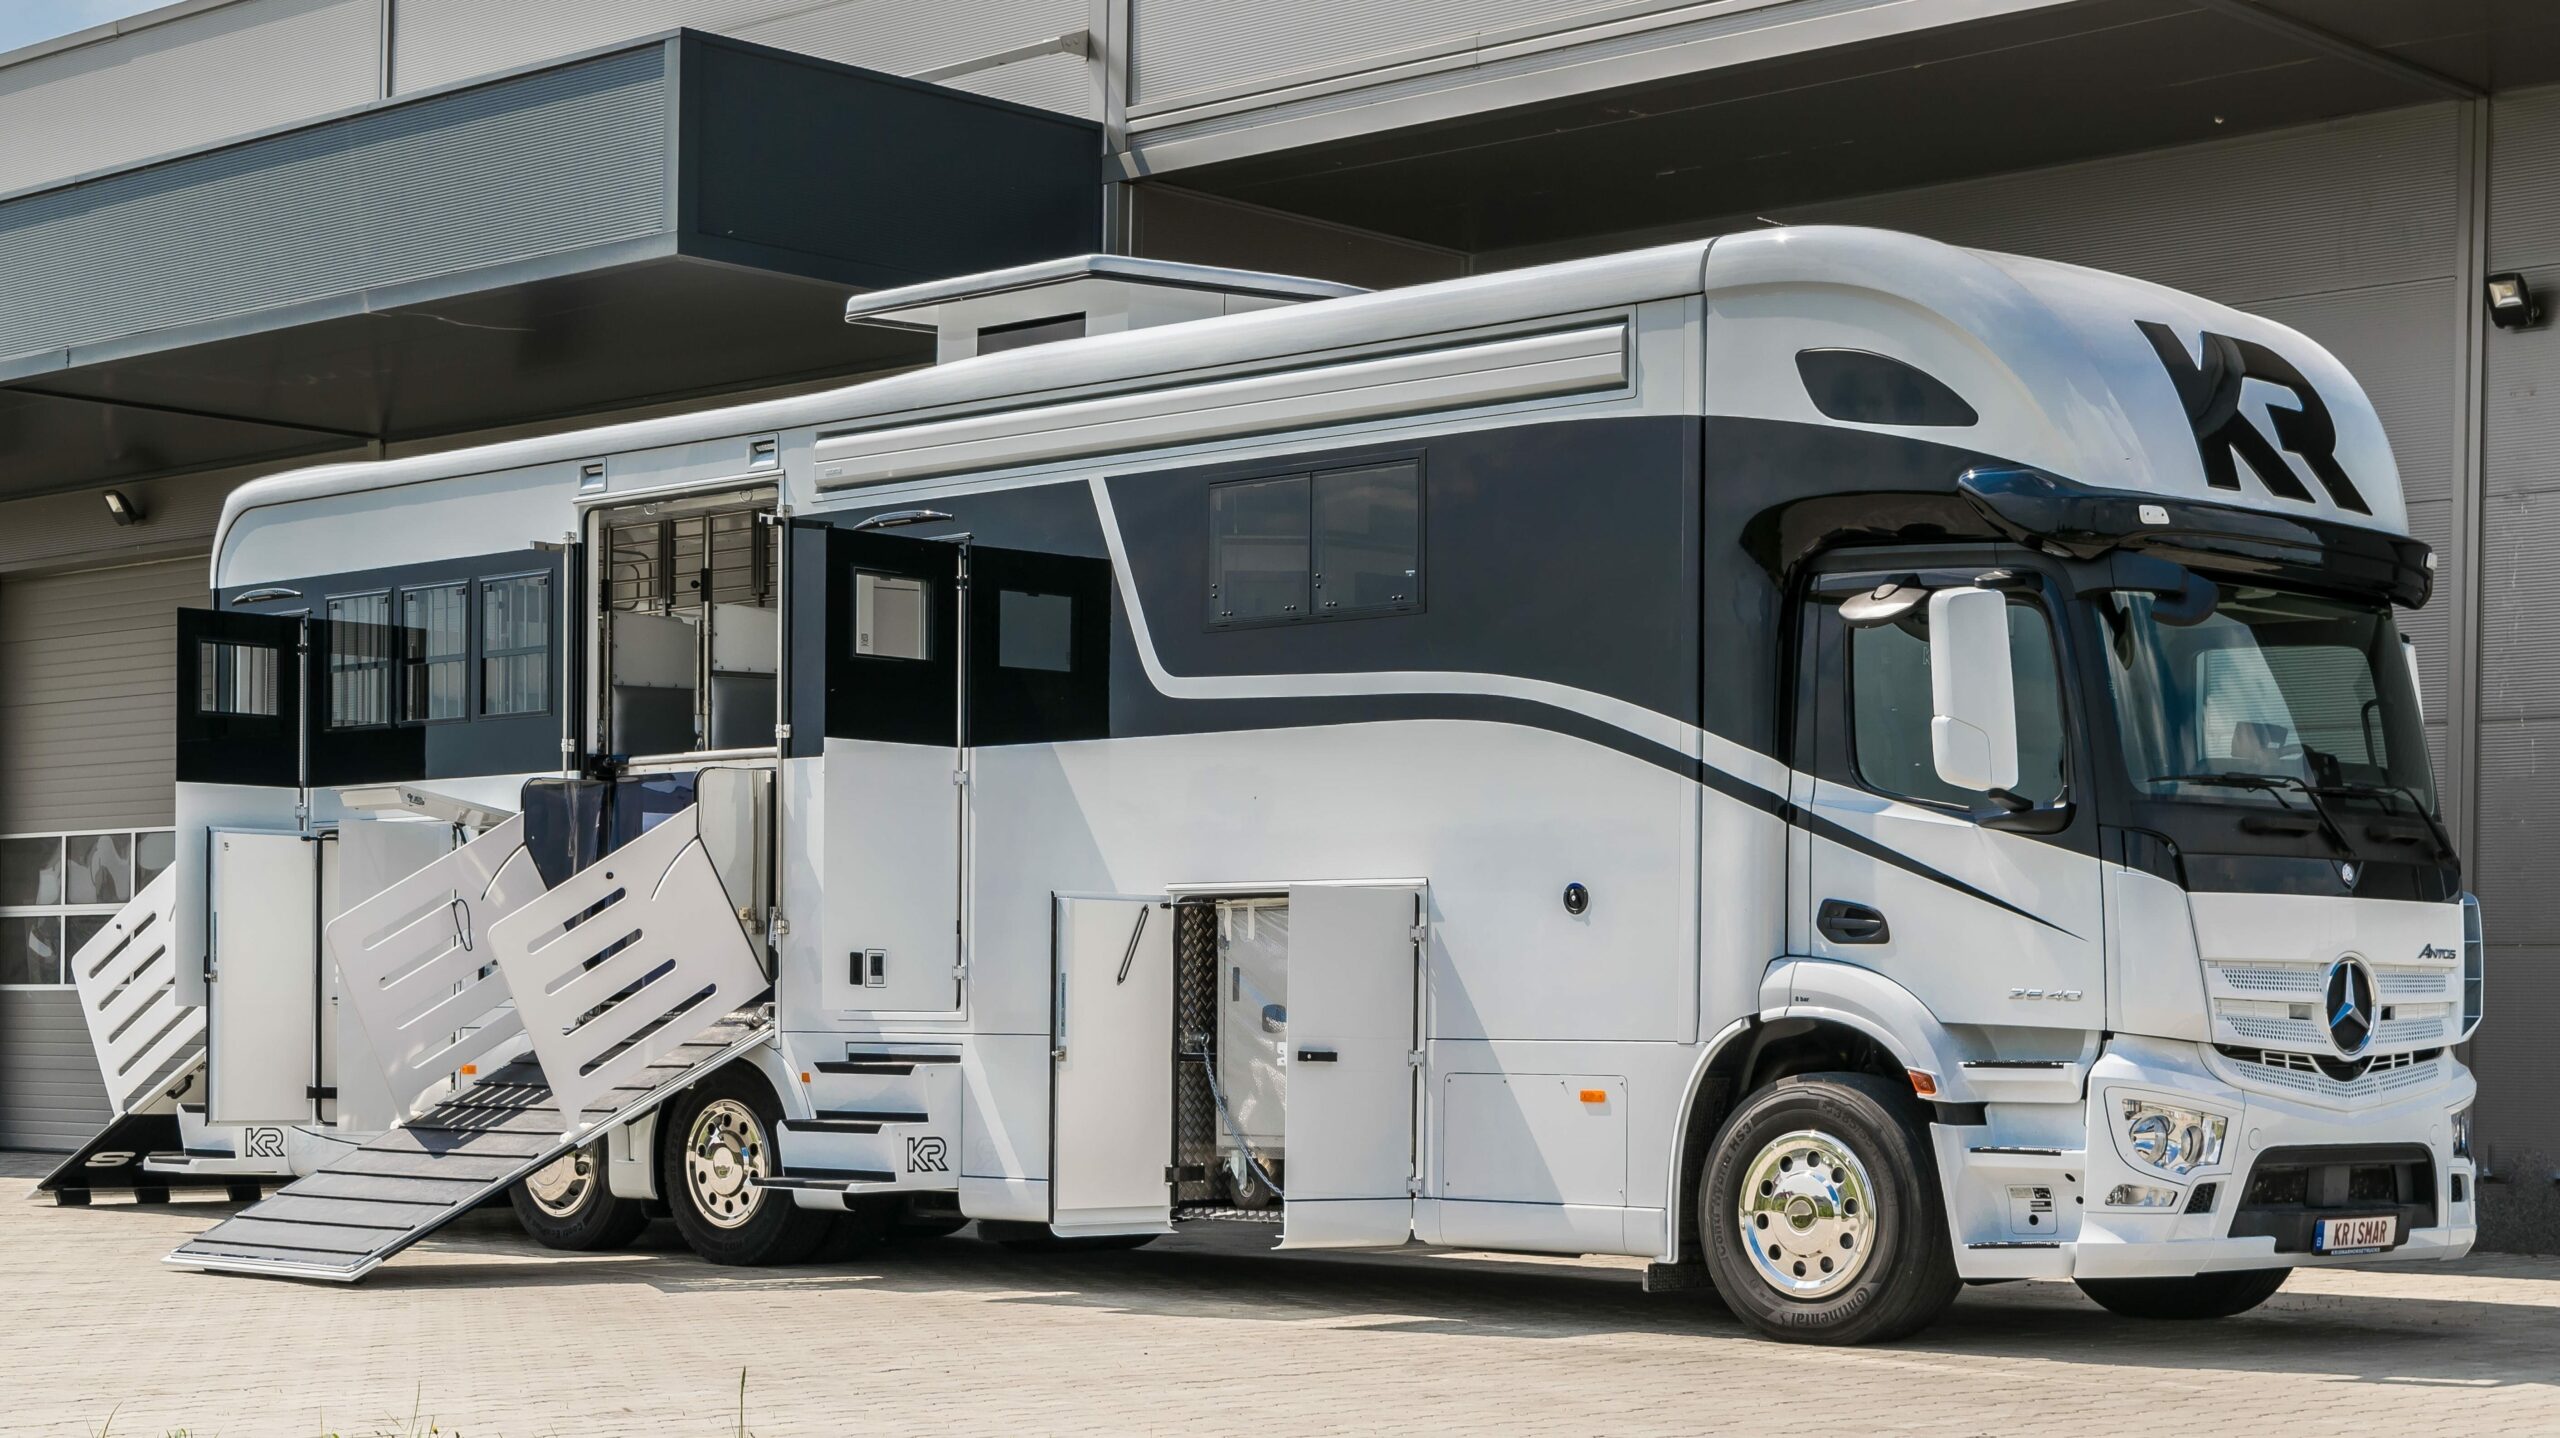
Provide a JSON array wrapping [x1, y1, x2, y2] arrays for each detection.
[[165, 1013, 771, 1281], [31, 871, 237, 1205], [168, 797, 777, 1281]]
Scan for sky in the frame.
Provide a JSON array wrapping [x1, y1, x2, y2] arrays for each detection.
[[0, 0, 168, 56]]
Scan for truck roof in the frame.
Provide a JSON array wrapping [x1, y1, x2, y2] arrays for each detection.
[[214, 226, 2404, 573]]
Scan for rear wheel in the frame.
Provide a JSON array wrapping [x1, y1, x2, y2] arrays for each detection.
[[660, 1067, 830, 1266], [2077, 1269, 2289, 1320], [510, 1141, 650, 1252], [1701, 1072, 1960, 1345]]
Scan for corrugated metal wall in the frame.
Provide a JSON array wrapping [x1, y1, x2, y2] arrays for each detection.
[[0, 557, 204, 834], [388, 0, 1098, 117], [0, 0, 382, 200], [2471, 86, 2560, 1194], [0, 989, 108, 1151]]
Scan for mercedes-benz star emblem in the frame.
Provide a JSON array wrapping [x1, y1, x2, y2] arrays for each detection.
[[2324, 955, 2377, 1057]]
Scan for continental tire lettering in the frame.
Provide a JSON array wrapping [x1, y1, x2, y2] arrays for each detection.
[[2138, 320, 2370, 515]]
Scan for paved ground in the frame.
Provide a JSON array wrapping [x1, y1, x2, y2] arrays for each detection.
[[8, 1152, 2560, 1438]]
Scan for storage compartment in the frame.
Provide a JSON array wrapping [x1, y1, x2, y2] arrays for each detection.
[[1173, 897, 1290, 1215], [1440, 1072, 1627, 1207]]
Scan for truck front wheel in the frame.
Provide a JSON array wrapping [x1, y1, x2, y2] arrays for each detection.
[[1701, 1072, 1961, 1344], [2077, 1269, 2289, 1320]]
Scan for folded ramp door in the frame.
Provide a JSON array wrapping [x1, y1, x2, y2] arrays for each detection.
[[166, 1013, 772, 1281], [36, 872, 217, 1199], [327, 815, 545, 1122], [485, 802, 770, 1136], [1280, 885, 1424, 1250], [1051, 896, 1174, 1234]]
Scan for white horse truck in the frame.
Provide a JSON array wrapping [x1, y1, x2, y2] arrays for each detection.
[[34, 228, 2480, 1344]]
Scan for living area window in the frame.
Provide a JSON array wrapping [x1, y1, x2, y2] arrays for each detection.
[[1208, 458, 1422, 627]]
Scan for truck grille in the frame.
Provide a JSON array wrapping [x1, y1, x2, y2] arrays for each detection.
[[2214, 1045, 2441, 1101]]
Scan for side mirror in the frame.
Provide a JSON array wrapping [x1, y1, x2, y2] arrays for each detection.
[[1928, 587, 2020, 793]]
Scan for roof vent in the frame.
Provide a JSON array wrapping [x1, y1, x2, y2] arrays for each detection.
[[844, 255, 1364, 363]]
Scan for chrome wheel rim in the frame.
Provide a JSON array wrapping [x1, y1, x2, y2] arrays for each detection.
[[1738, 1129, 1878, 1300], [683, 1098, 769, 1230], [523, 1144, 597, 1219]]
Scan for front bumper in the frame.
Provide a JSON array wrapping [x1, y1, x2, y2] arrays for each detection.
[[1935, 1035, 2476, 1281]]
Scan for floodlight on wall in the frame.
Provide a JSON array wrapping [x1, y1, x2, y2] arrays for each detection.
[[2487, 272, 2543, 331], [101, 489, 143, 526]]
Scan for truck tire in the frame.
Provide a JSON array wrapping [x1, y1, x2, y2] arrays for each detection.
[[2077, 1269, 2289, 1320], [660, 1066, 831, 1267], [1701, 1072, 1961, 1345], [509, 1140, 651, 1251]]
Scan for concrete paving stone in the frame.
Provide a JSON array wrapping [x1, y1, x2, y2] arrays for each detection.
[[5, 1148, 2560, 1436]]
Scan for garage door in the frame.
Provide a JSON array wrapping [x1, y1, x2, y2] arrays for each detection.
[[0, 555, 204, 833], [0, 554, 205, 1150]]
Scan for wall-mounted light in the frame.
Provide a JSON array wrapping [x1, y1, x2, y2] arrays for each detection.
[[101, 488, 143, 526], [2487, 272, 2543, 331]]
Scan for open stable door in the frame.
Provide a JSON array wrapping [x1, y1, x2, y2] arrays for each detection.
[[176, 608, 304, 788], [1051, 895, 1174, 1234], [1281, 884, 1425, 1249], [814, 527, 967, 1014]]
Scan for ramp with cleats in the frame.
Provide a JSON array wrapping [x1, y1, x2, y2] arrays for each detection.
[[165, 1012, 771, 1282]]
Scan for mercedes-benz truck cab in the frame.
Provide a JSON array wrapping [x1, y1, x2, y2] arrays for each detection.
[[80, 228, 2476, 1344], [1738, 239, 2476, 1340]]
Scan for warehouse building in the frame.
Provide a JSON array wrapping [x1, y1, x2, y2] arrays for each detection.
[[2, 0, 2556, 1247]]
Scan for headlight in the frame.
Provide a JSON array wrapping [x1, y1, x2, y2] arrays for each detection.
[[2451, 1103, 2474, 1162], [2460, 892, 2485, 1039], [2119, 1098, 2227, 1177]]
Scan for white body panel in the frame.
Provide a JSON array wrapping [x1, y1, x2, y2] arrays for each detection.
[[1279, 883, 1423, 1249]]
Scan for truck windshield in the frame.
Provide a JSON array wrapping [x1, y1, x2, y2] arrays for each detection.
[[2098, 584, 2435, 814]]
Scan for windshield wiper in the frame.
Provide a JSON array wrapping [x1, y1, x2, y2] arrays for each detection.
[[2146, 771, 2355, 856], [2309, 780, 2456, 862]]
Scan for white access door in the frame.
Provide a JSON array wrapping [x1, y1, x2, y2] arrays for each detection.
[[207, 829, 320, 1125], [1281, 884, 1424, 1250], [1051, 896, 1173, 1235]]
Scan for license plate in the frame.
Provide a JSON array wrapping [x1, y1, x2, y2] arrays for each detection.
[[2314, 1215, 2398, 1253]]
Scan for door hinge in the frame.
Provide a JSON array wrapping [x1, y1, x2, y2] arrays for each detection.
[[1406, 1177, 1424, 1197], [1410, 924, 1429, 944], [767, 911, 790, 941], [951, 960, 969, 980], [1406, 1050, 1425, 1068], [952, 769, 971, 787], [774, 723, 792, 741]]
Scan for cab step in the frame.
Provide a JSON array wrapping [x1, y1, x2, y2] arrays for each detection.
[[782, 1109, 929, 1135], [755, 1167, 897, 1190]]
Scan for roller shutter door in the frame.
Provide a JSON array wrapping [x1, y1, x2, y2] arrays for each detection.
[[0, 554, 204, 1151], [0, 555, 204, 833]]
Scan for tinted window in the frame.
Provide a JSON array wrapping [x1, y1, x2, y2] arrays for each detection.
[[198, 639, 280, 716], [481, 574, 551, 716], [1313, 464, 1421, 616], [1850, 600, 2065, 807], [402, 582, 469, 722], [1210, 475, 1309, 623], [326, 592, 393, 727], [998, 589, 1074, 672]]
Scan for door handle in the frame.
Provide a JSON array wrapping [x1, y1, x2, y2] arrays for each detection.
[[1818, 899, 1891, 945], [1295, 1047, 1338, 1063]]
